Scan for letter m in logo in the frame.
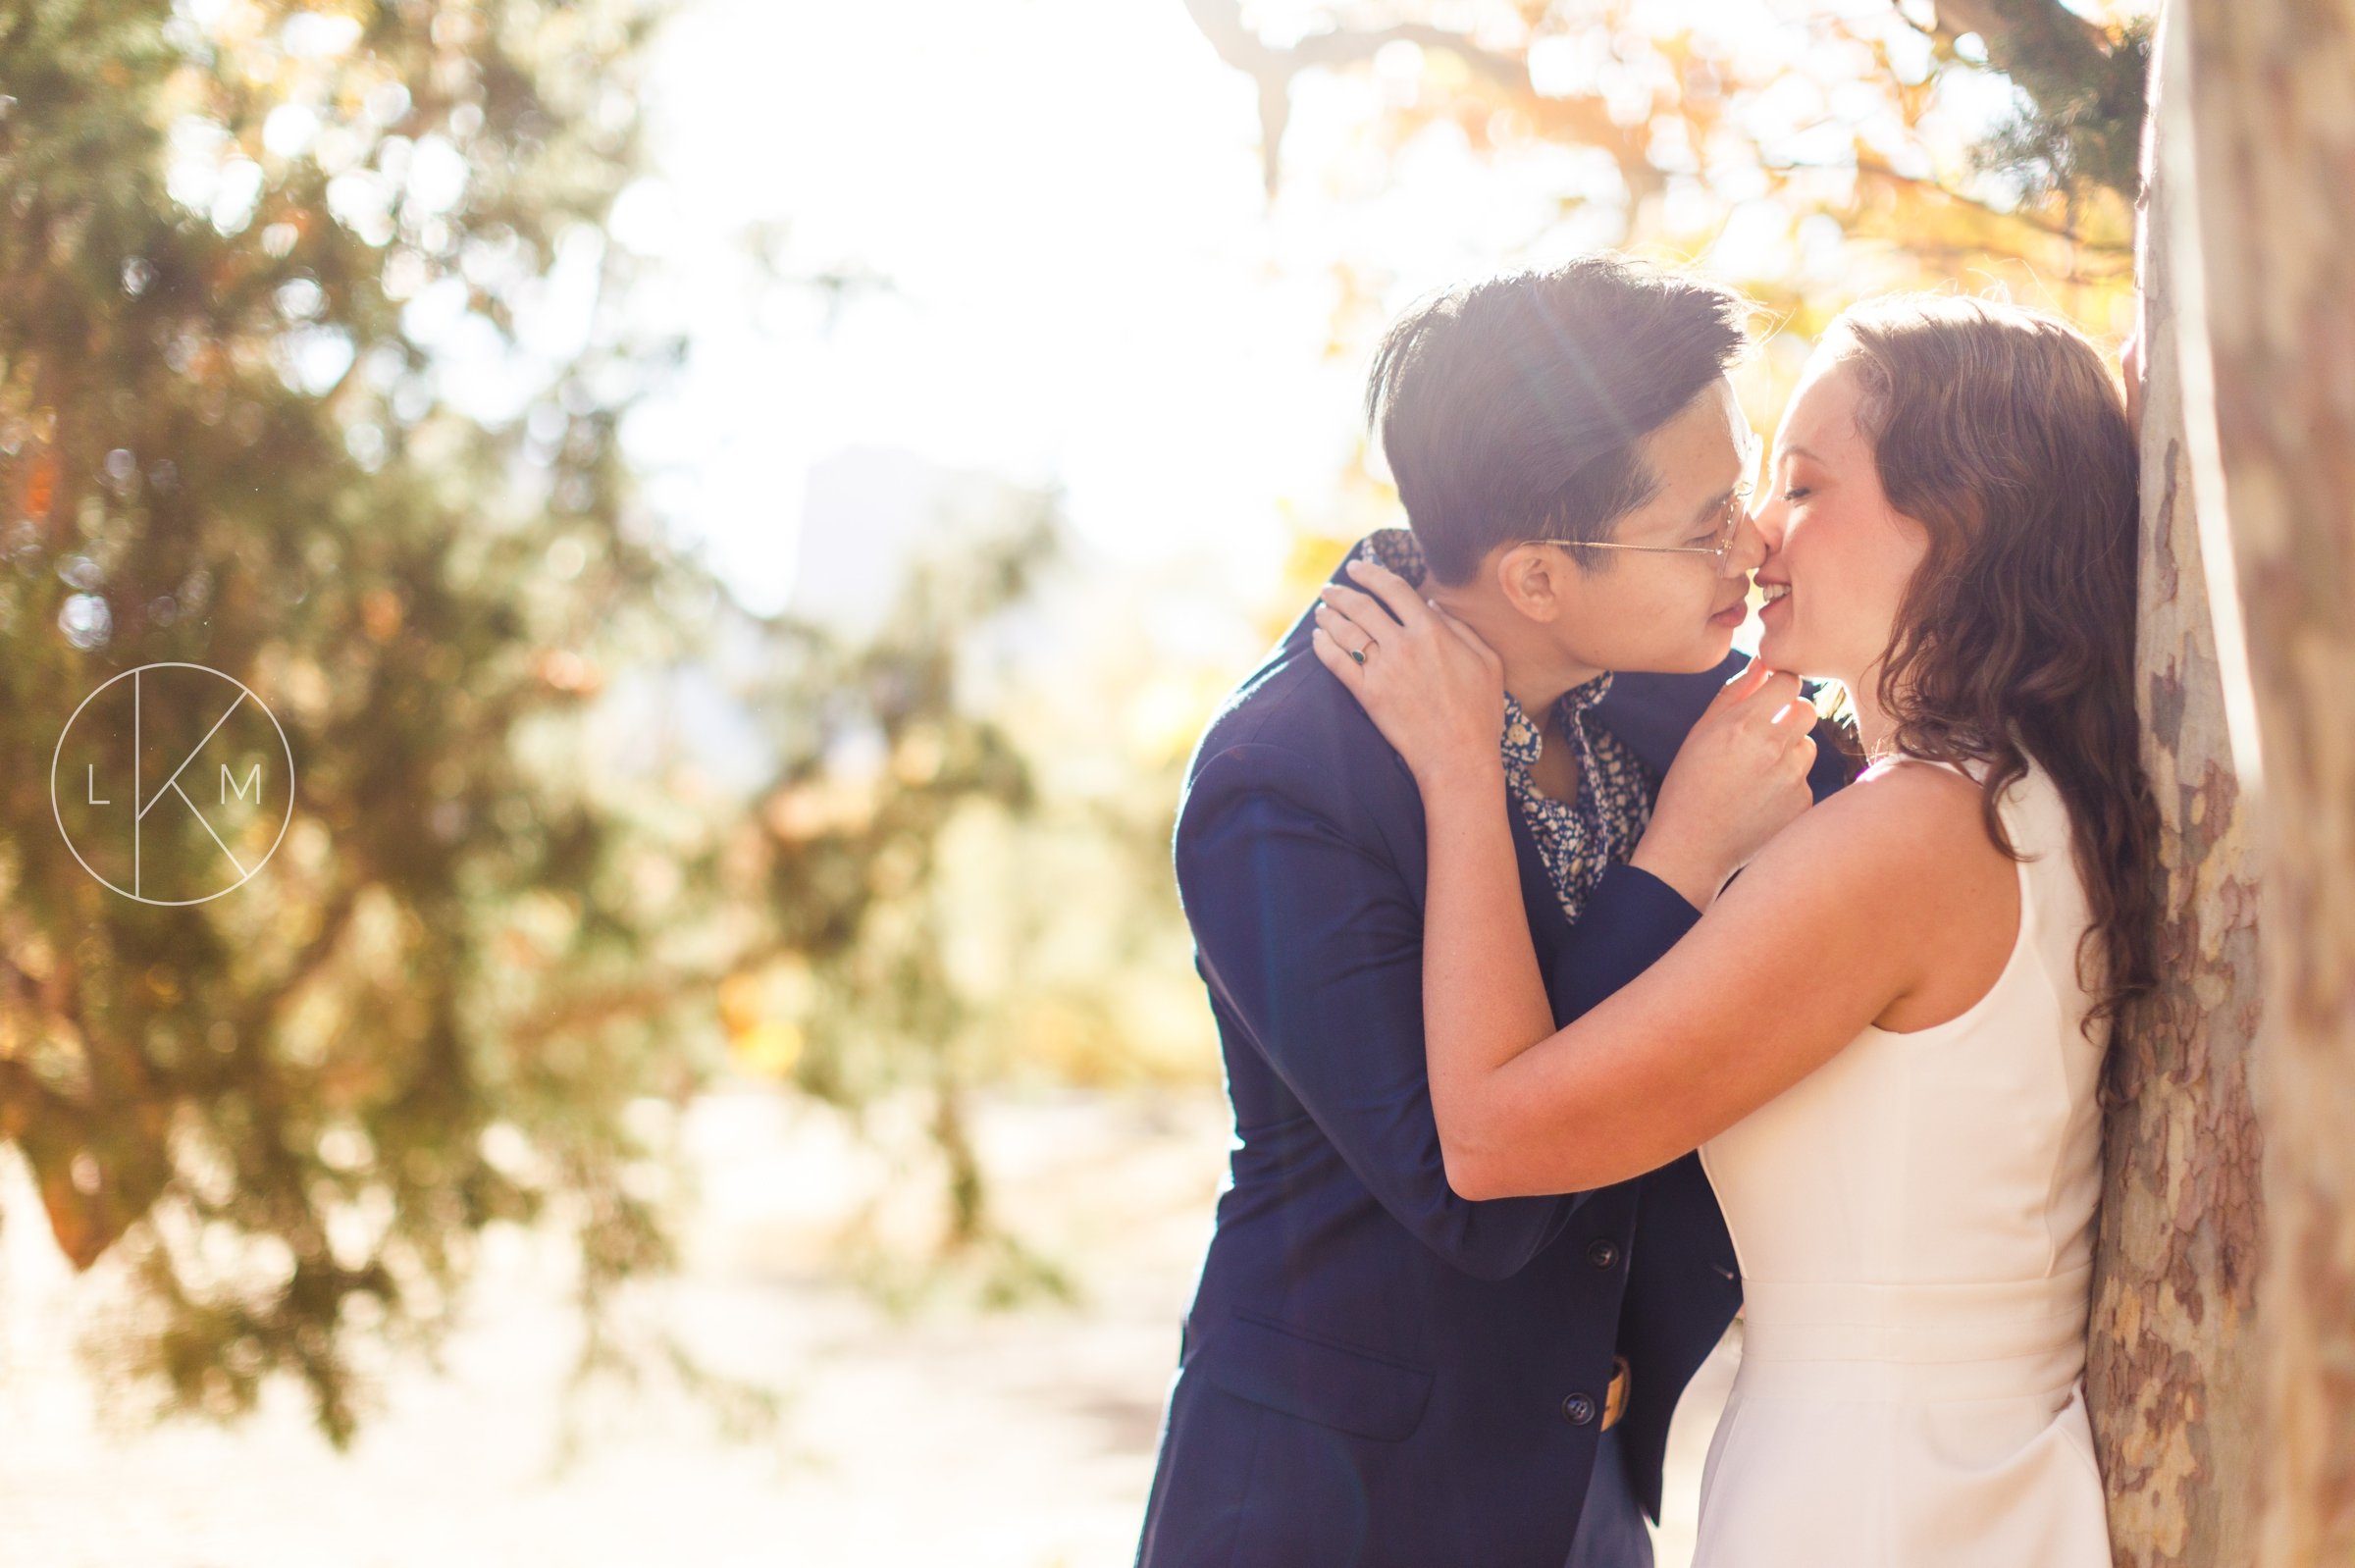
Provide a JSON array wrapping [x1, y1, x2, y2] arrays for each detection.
[[222, 761, 263, 805]]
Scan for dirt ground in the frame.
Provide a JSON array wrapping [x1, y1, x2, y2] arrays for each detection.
[[0, 1087, 1734, 1568]]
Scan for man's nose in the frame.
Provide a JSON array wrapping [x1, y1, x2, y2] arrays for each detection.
[[1728, 509, 1770, 575]]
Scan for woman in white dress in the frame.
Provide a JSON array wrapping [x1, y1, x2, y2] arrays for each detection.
[[1309, 293, 2159, 1566]]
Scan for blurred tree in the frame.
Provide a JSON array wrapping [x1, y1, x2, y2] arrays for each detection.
[[0, 0, 1101, 1442], [1185, 0, 2141, 300], [1936, 0, 2149, 201], [733, 508, 1081, 1303], [1189, 0, 2150, 612], [0, 0, 732, 1443]]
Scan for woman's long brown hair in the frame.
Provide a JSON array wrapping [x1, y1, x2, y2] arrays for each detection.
[[1826, 294, 2160, 1040]]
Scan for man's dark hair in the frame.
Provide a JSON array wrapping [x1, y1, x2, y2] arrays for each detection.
[[1365, 254, 1753, 585]]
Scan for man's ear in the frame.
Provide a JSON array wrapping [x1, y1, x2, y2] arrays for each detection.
[[1492, 543, 1566, 625]]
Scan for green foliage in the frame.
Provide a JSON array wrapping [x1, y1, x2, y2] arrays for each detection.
[[745, 512, 1058, 1242], [1963, 12, 2154, 205], [0, 0, 1105, 1439], [0, 0, 719, 1443]]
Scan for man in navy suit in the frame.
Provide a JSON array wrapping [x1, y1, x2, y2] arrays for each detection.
[[1134, 257, 1850, 1568]]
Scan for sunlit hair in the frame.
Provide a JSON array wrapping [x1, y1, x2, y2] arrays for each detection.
[[1824, 293, 2159, 1040], [1365, 254, 1753, 584]]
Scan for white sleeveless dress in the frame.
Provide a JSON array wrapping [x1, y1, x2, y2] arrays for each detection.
[[1692, 760, 2114, 1566]]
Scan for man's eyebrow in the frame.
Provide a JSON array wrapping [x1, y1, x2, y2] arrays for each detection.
[[1689, 486, 1736, 526]]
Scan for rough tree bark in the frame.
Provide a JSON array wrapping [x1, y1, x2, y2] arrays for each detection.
[[2085, 11, 2267, 1564], [2176, 0, 2355, 1559]]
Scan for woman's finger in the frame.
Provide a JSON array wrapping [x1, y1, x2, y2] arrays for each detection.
[[1313, 602, 1379, 664], [1343, 556, 1436, 632], [1318, 581, 1393, 634], [1310, 625, 1365, 689], [1735, 670, 1804, 723], [1713, 656, 1778, 709]]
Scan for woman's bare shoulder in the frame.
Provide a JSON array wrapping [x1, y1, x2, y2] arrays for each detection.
[[1746, 754, 2005, 890]]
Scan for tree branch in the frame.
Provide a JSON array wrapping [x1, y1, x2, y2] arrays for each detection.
[[1288, 21, 1530, 90], [1918, 0, 2147, 201], [1848, 155, 2126, 249], [1183, 0, 1551, 196], [1930, 0, 2112, 78]]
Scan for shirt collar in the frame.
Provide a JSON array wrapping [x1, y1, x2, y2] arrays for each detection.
[[1363, 527, 1427, 586]]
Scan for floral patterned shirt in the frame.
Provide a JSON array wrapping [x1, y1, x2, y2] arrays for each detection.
[[1360, 529, 1654, 925]]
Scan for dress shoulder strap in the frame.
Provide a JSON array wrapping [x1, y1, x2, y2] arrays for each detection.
[[1882, 751, 1982, 785]]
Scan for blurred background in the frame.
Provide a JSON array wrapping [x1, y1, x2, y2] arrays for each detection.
[[0, 1, 2146, 1562]]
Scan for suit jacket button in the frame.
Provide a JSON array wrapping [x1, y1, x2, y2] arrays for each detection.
[[1586, 1239, 1620, 1270], [1562, 1392, 1598, 1426]]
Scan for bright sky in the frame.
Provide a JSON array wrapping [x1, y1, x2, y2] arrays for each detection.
[[620, 0, 1342, 620], [614, 0, 2022, 637]]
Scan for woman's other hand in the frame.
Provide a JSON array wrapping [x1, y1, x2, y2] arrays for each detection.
[[1630, 658, 1818, 910], [1310, 556, 1504, 790]]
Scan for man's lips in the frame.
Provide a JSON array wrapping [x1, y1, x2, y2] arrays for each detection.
[[1709, 569, 1762, 627]]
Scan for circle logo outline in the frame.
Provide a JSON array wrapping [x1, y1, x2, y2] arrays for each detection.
[[50, 661, 298, 906]]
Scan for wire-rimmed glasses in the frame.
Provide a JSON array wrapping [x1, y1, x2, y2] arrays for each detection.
[[1517, 483, 1752, 575]]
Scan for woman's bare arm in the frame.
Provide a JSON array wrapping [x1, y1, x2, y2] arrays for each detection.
[[1425, 760, 2008, 1196]]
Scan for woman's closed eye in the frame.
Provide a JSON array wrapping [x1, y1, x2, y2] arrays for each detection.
[[1781, 486, 1811, 502]]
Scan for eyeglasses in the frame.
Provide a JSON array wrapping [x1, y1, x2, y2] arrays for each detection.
[[1519, 483, 1752, 575]]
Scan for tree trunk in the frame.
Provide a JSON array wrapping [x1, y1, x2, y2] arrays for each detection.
[[2178, 0, 2355, 1559], [2084, 10, 2267, 1564]]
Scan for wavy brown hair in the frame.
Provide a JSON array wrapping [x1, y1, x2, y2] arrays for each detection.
[[1824, 294, 2159, 1040]]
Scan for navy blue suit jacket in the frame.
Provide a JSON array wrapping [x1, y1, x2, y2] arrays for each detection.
[[1135, 550, 1847, 1568]]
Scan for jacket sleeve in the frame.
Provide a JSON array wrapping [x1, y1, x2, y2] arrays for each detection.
[[1176, 740, 1578, 1281], [1542, 860, 1705, 1022]]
